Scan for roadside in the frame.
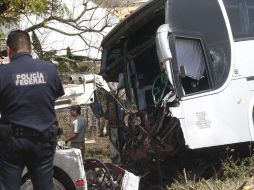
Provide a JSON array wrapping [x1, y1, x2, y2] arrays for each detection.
[[170, 157, 254, 190], [85, 135, 110, 162]]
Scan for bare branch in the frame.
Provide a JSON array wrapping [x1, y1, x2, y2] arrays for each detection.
[[78, 34, 102, 52], [22, 0, 119, 58]]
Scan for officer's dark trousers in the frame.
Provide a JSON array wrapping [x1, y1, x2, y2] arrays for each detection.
[[0, 136, 54, 190]]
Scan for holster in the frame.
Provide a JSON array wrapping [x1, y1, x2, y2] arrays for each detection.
[[41, 125, 62, 152], [0, 124, 13, 142], [0, 124, 13, 147]]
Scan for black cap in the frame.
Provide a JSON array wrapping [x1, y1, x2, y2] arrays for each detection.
[[70, 105, 81, 114]]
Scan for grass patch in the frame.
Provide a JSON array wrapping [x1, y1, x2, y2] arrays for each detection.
[[85, 146, 110, 162], [169, 156, 254, 190]]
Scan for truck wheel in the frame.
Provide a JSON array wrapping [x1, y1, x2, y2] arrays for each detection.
[[21, 168, 76, 190]]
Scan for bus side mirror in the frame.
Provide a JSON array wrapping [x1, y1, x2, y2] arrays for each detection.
[[156, 24, 172, 63], [156, 24, 174, 86]]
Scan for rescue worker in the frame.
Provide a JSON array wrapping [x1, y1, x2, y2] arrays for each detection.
[[0, 30, 64, 190], [65, 105, 86, 157]]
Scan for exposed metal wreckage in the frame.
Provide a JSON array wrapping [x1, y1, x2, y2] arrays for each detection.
[[99, 80, 186, 189], [84, 158, 140, 190]]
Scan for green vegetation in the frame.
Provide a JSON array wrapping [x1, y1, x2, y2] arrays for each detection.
[[170, 157, 254, 190], [0, 0, 50, 25], [223, 157, 254, 180], [9, 0, 48, 13], [86, 146, 110, 162]]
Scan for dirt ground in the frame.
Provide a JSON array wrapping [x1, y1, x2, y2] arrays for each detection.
[[85, 135, 111, 162]]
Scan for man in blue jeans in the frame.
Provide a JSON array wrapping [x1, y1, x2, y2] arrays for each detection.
[[0, 30, 64, 190]]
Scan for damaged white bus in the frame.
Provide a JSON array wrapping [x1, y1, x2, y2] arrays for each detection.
[[100, 0, 254, 188]]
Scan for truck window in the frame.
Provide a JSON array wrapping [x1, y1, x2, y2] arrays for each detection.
[[223, 0, 254, 41], [174, 37, 211, 95]]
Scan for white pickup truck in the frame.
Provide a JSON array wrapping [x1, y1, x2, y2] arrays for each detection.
[[21, 147, 87, 190]]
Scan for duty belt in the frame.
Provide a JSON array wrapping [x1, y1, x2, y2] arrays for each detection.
[[12, 126, 41, 137]]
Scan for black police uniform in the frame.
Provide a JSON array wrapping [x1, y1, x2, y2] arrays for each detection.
[[0, 52, 64, 190]]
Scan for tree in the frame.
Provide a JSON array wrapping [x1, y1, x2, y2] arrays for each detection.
[[0, 0, 50, 25], [32, 31, 43, 59], [97, 0, 137, 7], [0, 0, 141, 73], [1, 0, 119, 55], [24, 0, 118, 53]]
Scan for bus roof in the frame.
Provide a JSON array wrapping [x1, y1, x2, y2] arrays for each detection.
[[101, 0, 165, 48]]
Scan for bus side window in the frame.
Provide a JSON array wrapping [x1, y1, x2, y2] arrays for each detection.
[[174, 37, 211, 95]]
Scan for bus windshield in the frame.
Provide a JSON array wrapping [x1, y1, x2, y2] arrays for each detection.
[[223, 0, 254, 41]]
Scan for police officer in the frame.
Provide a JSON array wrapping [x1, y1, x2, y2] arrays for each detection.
[[0, 30, 64, 190]]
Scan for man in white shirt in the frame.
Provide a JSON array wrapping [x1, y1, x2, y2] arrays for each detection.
[[66, 105, 86, 156]]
